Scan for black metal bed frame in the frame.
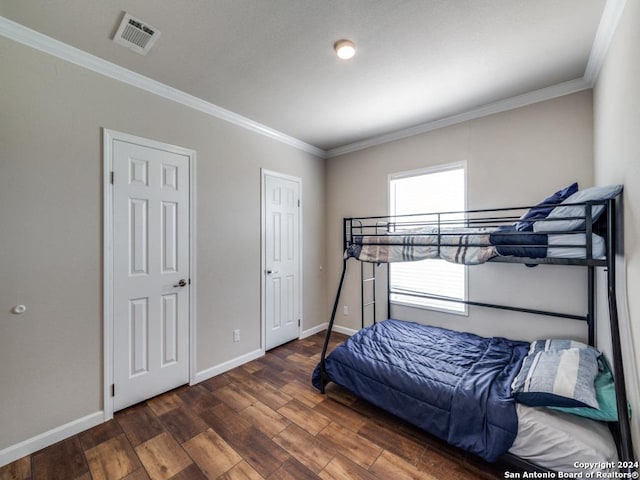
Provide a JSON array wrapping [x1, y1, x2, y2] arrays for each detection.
[[318, 197, 634, 472]]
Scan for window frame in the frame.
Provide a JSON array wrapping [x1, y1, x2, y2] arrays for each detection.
[[387, 161, 468, 315]]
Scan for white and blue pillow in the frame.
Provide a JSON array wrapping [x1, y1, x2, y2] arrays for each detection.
[[528, 338, 590, 354], [512, 341, 600, 409]]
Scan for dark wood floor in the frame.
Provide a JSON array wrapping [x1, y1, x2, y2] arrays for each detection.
[[0, 332, 512, 480]]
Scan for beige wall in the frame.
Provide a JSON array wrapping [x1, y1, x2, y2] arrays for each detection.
[[593, 0, 640, 453], [0, 37, 326, 451], [326, 91, 595, 342]]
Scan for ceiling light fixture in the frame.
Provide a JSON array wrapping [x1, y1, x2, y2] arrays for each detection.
[[334, 39, 356, 60]]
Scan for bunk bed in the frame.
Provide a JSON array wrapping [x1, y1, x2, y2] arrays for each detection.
[[312, 184, 635, 475]]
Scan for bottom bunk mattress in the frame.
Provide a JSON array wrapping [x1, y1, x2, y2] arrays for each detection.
[[311, 319, 529, 462]]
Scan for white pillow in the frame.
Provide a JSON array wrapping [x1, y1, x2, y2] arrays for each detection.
[[533, 185, 622, 233], [509, 404, 618, 473]]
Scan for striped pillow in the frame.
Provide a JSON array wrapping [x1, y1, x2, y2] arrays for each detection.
[[529, 339, 593, 354], [512, 347, 600, 409], [551, 357, 620, 421]]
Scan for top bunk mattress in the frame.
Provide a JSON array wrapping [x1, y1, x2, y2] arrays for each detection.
[[345, 227, 605, 265], [343, 184, 623, 265]]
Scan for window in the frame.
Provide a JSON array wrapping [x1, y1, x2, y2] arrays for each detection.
[[389, 164, 467, 313]]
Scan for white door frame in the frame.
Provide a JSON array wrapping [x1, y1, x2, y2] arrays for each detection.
[[103, 129, 197, 419], [260, 169, 303, 351]]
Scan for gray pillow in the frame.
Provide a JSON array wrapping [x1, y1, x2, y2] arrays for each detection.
[[533, 185, 622, 233]]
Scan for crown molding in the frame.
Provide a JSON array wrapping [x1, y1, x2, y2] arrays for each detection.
[[584, 0, 627, 86], [327, 77, 591, 158], [2, 0, 627, 162], [326, 0, 628, 159], [0, 16, 326, 159]]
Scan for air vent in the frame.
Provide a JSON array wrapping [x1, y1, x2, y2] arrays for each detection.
[[113, 13, 160, 55]]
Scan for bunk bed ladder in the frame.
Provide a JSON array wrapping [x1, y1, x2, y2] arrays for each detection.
[[361, 261, 377, 328]]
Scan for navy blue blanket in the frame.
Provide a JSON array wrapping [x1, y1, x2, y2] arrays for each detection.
[[312, 319, 529, 462], [489, 225, 548, 258]]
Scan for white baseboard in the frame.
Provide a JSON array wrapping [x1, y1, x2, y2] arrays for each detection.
[[192, 348, 264, 385], [333, 324, 358, 337], [0, 411, 105, 468], [300, 322, 328, 339], [300, 322, 358, 339], [190, 325, 357, 386]]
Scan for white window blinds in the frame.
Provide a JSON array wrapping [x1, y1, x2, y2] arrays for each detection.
[[389, 165, 467, 313]]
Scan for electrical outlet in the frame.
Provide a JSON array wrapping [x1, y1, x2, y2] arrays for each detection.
[[343, 306, 349, 316], [233, 329, 240, 342]]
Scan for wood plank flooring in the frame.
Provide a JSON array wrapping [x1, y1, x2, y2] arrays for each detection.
[[0, 332, 514, 480]]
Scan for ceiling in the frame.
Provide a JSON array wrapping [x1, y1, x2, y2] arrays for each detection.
[[1, 1, 607, 153]]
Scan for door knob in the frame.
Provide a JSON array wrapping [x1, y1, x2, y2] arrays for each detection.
[[266, 270, 272, 274], [173, 279, 187, 287]]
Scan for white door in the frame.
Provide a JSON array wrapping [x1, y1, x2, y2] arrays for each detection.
[[264, 172, 301, 350], [112, 138, 190, 411]]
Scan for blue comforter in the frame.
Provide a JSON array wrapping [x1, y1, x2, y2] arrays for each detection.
[[312, 319, 529, 462]]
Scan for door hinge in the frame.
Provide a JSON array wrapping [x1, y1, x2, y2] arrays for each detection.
[[297, 199, 300, 207], [298, 319, 301, 327], [111, 384, 115, 397], [110, 171, 114, 184]]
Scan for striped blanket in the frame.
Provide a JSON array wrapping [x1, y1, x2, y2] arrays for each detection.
[[345, 227, 497, 265]]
